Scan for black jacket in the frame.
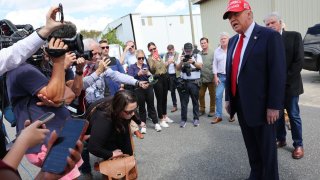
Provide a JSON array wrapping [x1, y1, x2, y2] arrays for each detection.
[[282, 31, 304, 97]]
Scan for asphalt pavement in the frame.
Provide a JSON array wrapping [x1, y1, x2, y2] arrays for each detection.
[[4, 70, 320, 180]]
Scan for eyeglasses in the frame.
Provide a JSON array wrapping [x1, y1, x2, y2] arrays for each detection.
[[149, 47, 156, 51], [123, 108, 137, 115], [101, 46, 109, 50], [137, 57, 144, 60]]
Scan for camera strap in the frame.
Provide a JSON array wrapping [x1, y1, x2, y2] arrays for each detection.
[[45, 47, 67, 58]]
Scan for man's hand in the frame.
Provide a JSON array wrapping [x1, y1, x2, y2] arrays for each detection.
[[64, 52, 76, 69], [225, 101, 231, 115], [75, 57, 86, 72], [266, 109, 280, 124], [38, 6, 64, 39], [48, 37, 68, 63], [214, 77, 220, 86], [37, 94, 62, 107], [96, 58, 111, 75]]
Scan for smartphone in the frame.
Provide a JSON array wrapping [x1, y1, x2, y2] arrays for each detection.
[[42, 118, 89, 174], [58, 3, 64, 23], [108, 57, 117, 66], [153, 50, 159, 59], [37, 112, 55, 124]]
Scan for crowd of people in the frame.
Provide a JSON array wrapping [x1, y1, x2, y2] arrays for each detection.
[[0, 0, 305, 179]]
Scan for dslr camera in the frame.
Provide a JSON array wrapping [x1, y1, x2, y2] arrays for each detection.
[[182, 54, 192, 76]]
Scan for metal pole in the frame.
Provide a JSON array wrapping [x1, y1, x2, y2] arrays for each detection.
[[188, 0, 196, 45]]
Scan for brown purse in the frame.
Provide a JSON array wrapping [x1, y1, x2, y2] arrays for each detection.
[[95, 124, 138, 180]]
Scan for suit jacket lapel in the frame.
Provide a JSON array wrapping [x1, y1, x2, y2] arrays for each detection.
[[239, 24, 261, 73]]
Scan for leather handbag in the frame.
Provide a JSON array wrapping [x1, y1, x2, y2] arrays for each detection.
[[95, 124, 138, 180]]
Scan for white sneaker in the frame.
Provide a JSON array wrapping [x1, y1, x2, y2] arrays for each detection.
[[159, 120, 169, 128], [165, 117, 174, 123], [141, 127, 147, 134], [155, 124, 162, 132]]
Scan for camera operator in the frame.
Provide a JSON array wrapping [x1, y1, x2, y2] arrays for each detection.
[[5, 36, 82, 179], [0, 6, 64, 161], [0, 6, 63, 76], [176, 43, 203, 128]]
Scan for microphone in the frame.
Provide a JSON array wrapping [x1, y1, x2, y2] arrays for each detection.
[[50, 21, 77, 38]]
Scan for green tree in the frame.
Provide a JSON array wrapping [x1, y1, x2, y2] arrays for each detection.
[[100, 28, 125, 48], [80, 30, 101, 39]]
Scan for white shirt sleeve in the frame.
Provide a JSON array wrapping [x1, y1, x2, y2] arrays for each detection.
[[212, 49, 218, 74], [104, 68, 137, 85], [0, 32, 45, 76]]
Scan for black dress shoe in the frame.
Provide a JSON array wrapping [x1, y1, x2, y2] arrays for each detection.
[[276, 140, 287, 148]]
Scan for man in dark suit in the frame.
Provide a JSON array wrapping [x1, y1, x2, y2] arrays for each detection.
[[264, 12, 304, 159], [223, 1, 286, 179]]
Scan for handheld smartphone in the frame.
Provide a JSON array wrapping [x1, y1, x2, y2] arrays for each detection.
[[37, 112, 55, 124], [153, 50, 159, 59], [108, 57, 117, 66], [42, 118, 89, 174], [58, 3, 64, 23]]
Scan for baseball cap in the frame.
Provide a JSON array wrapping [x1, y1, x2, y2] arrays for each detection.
[[183, 43, 193, 51], [223, 0, 251, 20]]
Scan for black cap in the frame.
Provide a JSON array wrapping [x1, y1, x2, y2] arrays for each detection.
[[183, 43, 193, 51]]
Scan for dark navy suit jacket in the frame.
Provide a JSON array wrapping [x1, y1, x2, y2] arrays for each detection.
[[225, 23, 286, 127]]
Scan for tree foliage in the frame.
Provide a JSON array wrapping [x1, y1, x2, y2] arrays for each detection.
[[79, 30, 101, 39], [100, 28, 125, 48]]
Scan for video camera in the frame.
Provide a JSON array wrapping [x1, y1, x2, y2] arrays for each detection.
[[0, 19, 44, 63], [182, 54, 193, 76]]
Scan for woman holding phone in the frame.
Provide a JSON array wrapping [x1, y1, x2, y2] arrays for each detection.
[[128, 50, 161, 133], [147, 42, 173, 128], [88, 90, 143, 160]]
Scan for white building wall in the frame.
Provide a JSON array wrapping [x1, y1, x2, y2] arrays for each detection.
[[196, 0, 320, 49], [138, 15, 203, 55]]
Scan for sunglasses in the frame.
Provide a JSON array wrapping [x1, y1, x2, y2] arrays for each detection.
[[149, 47, 156, 51], [101, 46, 109, 50], [137, 57, 144, 60], [131, 45, 135, 48], [123, 108, 137, 115]]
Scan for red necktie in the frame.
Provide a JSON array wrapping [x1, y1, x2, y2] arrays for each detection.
[[83, 65, 91, 77], [231, 33, 245, 97]]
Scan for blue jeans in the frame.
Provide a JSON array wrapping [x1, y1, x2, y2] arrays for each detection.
[[215, 74, 226, 118], [276, 96, 303, 147], [178, 80, 200, 121]]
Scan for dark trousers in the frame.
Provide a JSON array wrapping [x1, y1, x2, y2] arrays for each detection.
[[135, 86, 158, 124], [168, 74, 177, 107], [153, 74, 168, 119], [235, 96, 279, 180], [277, 96, 303, 147], [179, 81, 200, 122]]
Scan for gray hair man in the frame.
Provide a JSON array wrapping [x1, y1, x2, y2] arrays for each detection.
[[264, 12, 305, 159]]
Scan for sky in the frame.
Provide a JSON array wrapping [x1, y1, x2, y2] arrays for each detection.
[[0, 0, 200, 31]]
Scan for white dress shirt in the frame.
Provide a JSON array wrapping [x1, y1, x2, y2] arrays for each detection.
[[233, 21, 255, 81], [212, 46, 227, 75]]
